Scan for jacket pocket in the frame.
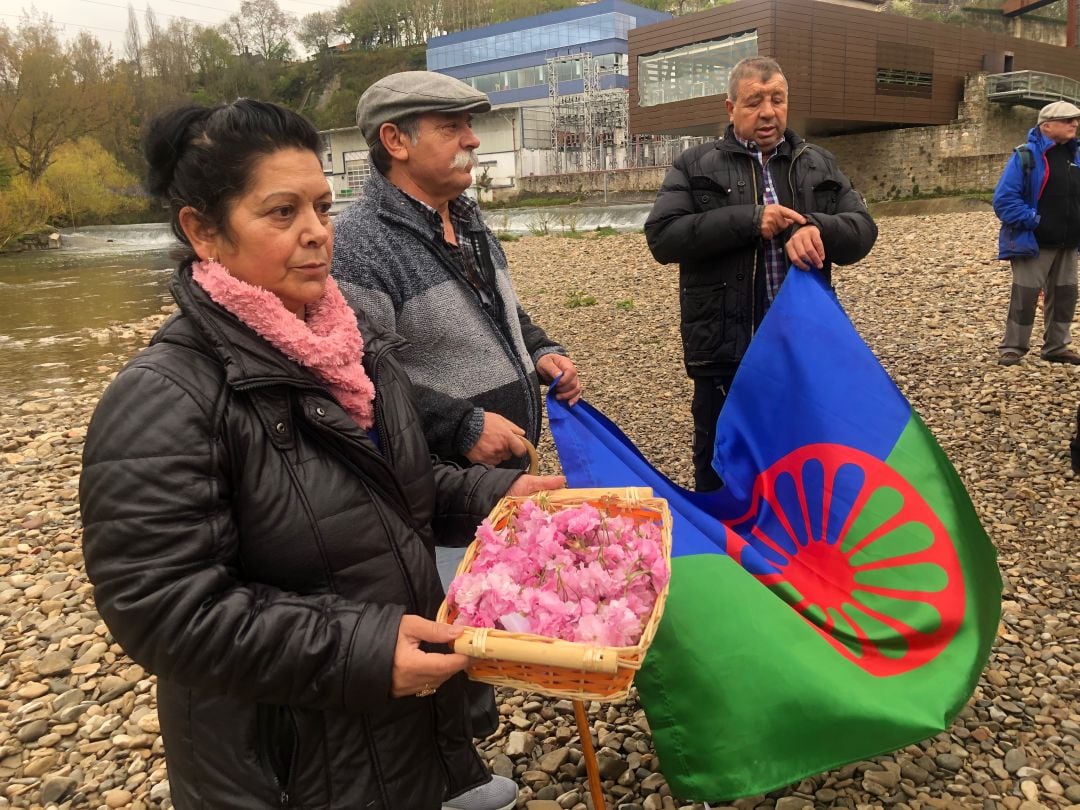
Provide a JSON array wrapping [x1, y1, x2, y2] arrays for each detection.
[[812, 179, 842, 215], [257, 703, 298, 803], [689, 176, 730, 211], [679, 279, 748, 370], [998, 224, 1039, 259]]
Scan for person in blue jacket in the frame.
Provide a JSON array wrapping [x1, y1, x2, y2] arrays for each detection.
[[993, 100, 1080, 366]]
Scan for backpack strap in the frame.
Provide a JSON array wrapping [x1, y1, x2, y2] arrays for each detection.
[[1015, 144, 1034, 174], [1014, 144, 1034, 197]]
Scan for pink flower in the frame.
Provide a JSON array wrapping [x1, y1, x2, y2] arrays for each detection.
[[447, 499, 669, 648]]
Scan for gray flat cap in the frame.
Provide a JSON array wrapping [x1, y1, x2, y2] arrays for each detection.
[[1038, 100, 1080, 123], [356, 71, 491, 147]]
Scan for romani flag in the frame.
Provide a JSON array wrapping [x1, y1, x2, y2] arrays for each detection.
[[547, 268, 1001, 801]]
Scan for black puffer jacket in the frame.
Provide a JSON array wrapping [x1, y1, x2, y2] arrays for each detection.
[[645, 126, 877, 377], [79, 266, 520, 809]]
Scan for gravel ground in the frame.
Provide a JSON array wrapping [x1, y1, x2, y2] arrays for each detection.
[[0, 210, 1076, 810]]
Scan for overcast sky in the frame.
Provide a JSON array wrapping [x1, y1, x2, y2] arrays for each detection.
[[3, 0, 343, 55]]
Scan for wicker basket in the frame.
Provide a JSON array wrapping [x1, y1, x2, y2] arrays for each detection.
[[436, 486, 673, 702]]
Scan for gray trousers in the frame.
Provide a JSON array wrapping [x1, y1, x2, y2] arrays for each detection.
[[1000, 248, 1079, 357]]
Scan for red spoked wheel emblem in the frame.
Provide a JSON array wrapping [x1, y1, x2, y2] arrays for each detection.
[[725, 443, 965, 676]]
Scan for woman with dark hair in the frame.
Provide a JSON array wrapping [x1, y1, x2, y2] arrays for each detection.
[[79, 99, 560, 810]]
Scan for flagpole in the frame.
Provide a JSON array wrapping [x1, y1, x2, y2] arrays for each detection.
[[573, 699, 606, 809]]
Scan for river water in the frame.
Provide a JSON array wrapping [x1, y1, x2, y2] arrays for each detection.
[[0, 224, 176, 397], [0, 205, 650, 398]]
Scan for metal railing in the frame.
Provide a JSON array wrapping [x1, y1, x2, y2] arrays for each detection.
[[986, 71, 1080, 108]]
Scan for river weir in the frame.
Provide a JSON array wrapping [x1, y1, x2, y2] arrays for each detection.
[[0, 206, 651, 398]]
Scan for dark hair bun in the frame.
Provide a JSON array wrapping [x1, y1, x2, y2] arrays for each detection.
[[142, 105, 214, 198]]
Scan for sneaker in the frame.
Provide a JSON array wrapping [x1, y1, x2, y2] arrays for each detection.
[[442, 775, 518, 810], [998, 352, 1022, 366], [1043, 348, 1080, 365]]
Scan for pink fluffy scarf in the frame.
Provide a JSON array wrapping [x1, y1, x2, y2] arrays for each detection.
[[192, 260, 375, 430]]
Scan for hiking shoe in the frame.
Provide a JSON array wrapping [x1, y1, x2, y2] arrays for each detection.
[[442, 775, 518, 810], [1043, 349, 1080, 365], [998, 352, 1022, 366]]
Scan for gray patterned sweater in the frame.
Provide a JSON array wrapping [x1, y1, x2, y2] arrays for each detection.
[[332, 169, 566, 469]]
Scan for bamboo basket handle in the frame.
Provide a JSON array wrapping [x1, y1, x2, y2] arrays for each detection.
[[519, 437, 539, 475], [454, 627, 620, 674]]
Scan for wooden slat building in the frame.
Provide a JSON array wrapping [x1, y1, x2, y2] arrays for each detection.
[[628, 0, 1080, 137]]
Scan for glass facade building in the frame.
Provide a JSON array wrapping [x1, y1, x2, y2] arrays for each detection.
[[427, 0, 670, 106], [637, 30, 758, 107]]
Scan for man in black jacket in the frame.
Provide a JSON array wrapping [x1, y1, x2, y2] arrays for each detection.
[[645, 56, 877, 491]]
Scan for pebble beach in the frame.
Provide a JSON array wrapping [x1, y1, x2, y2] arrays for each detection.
[[0, 210, 1077, 810]]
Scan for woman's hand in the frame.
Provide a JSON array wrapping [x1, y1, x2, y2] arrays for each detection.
[[507, 474, 566, 497], [390, 615, 470, 698]]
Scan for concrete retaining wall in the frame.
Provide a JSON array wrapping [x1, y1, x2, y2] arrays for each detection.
[[519, 166, 668, 196]]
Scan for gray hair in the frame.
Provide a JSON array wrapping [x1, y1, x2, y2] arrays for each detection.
[[369, 114, 421, 174], [727, 57, 786, 102]]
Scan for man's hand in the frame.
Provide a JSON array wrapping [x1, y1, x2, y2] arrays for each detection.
[[390, 615, 470, 698], [507, 474, 566, 497], [761, 204, 806, 240], [535, 354, 583, 405], [785, 224, 825, 270], [465, 411, 527, 466]]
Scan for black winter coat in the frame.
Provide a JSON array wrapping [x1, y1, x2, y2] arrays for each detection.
[[79, 266, 521, 809], [645, 126, 877, 377]]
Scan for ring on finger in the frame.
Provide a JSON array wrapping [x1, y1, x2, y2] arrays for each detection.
[[415, 683, 437, 698]]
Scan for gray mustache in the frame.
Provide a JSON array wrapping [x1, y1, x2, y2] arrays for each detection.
[[451, 151, 478, 170]]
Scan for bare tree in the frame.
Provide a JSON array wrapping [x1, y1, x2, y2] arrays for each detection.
[[124, 3, 143, 79], [225, 0, 295, 61]]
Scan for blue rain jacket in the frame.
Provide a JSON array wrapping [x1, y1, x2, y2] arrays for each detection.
[[993, 126, 1080, 259]]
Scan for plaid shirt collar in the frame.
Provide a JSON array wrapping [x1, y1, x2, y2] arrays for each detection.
[[391, 186, 492, 303], [393, 187, 479, 236]]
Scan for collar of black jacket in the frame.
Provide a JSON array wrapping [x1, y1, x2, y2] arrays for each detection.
[[716, 124, 804, 156]]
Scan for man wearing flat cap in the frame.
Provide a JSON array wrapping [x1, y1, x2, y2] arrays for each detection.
[[330, 74, 581, 809], [993, 99, 1080, 366], [333, 72, 581, 468]]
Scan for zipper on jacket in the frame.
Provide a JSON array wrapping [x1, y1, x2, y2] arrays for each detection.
[[373, 192, 544, 447], [748, 154, 760, 338], [367, 341, 396, 468], [425, 236, 542, 445], [788, 144, 811, 210]]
